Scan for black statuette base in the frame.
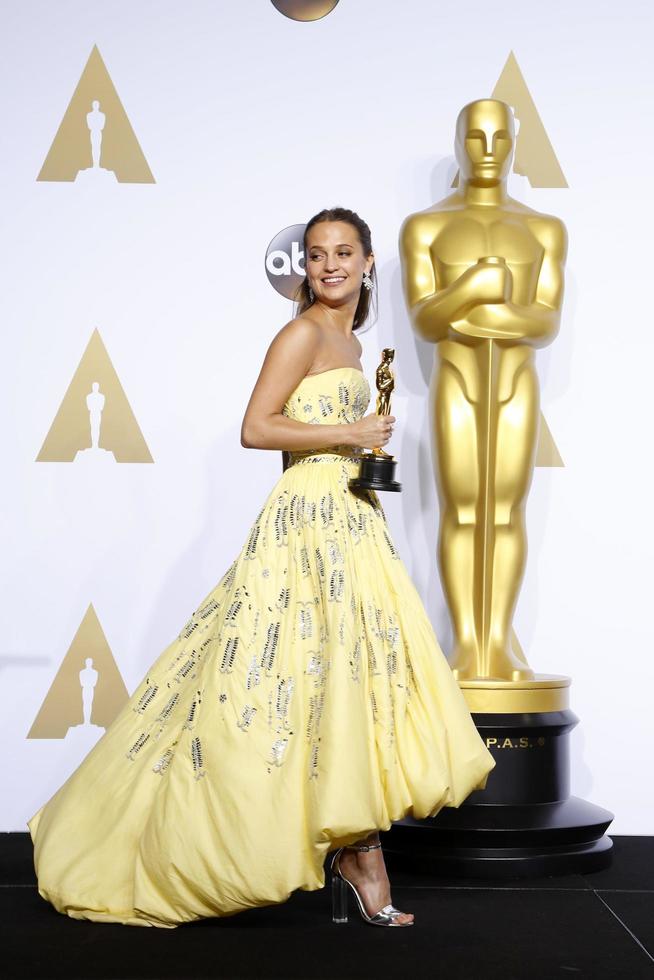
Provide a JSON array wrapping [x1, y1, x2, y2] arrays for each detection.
[[383, 710, 614, 877], [348, 452, 401, 493]]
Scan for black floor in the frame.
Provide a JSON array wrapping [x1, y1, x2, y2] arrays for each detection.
[[1, 833, 653, 980]]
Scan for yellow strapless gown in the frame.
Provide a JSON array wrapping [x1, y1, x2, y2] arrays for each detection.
[[28, 366, 495, 927]]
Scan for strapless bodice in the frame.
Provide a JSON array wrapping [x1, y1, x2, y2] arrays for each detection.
[[282, 366, 370, 422], [282, 366, 370, 466]]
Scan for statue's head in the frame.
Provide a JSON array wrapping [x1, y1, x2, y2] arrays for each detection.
[[382, 347, 394, 362], [85, 657, 93, 667], [92, 382, 99, 391], [92, 100, 100, 110], [455, 99, 514, 186]]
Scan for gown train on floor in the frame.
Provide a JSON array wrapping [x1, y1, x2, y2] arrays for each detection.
[[28, 366, 496, 927]]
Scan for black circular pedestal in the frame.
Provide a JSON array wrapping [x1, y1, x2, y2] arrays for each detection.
[[348, 452, 401, 492], [384, 710, 614, 877]]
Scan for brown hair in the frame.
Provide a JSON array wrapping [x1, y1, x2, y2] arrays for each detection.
[[293, 206, 378, 330]]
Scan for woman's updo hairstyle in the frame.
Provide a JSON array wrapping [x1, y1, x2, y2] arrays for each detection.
[[294, 207, 378, 331]]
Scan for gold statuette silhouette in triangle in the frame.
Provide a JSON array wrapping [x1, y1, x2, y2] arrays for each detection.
[[452, 51, 567, 189], [36, 327, 153, 463], [37, 44, 154, 183], [27, 603, 129, 738], [492, 51, 567, 188]]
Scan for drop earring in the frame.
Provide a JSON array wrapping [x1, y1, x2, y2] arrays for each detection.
[[308, 282, 314, 302], [362, 271, 373, 291]]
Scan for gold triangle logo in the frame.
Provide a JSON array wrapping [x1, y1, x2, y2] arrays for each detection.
[[452, 51, 567, 189], [36, 327, 153, 463], [37, 44, 155, 183], [27, 603, 129, 738], [492, 51, 567, 188], [535, 411, 564, 467]]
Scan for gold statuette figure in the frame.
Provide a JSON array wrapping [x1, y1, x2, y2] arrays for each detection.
[[372, 347, 395, 456], [399, 99, 567, 687], [349, 348, 402, 493]]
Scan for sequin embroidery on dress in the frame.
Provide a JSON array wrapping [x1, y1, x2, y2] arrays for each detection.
[[119, 367, 403, 786]]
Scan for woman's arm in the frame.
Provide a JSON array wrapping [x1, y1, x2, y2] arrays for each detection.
[[240, 317, 357, 451]]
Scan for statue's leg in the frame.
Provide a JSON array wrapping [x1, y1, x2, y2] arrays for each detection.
[[375, 395, 392, 457], [486, 360, 539, 680], [432, 362, 480, 679]]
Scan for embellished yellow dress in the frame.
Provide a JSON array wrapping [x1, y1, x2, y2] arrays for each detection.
[[28, 366, 495, 927]]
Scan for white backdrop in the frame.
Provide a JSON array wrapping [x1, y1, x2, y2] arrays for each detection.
[[1, 0, 652, 833]]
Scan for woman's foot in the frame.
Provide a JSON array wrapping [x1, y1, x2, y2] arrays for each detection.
[[337, 834, 414, 925]]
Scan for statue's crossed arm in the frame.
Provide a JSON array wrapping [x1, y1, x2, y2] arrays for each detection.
[[399, 212, 567, 349]]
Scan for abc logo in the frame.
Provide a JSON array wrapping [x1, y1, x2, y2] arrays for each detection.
[[271, 1, 340, 22], [265, 224, 307, 299]]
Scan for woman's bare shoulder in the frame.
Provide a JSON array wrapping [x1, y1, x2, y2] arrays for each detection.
[[275, 314, 321, 340], [259, 315, 323, 375], [269, 315, 322, 356]]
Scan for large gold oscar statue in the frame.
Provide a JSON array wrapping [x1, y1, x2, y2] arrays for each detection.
[[388, 98, 613, 876], [400, 98, 569, 713]]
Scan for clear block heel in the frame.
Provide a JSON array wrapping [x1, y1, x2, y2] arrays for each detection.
[[331, 870, 348, 923], [329, 841, 414, 927]]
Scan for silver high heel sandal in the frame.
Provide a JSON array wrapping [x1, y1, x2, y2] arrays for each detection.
[[330, 841, 414, 927]]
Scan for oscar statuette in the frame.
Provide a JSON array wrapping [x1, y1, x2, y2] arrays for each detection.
[[384, 98, 614, 877], [348, 348, 402, 493]]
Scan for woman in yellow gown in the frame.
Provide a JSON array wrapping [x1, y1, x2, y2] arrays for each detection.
[[28, 207, 495, 928]]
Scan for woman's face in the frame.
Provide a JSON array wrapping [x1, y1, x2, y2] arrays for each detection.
[[305, 220, 373, 307]]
